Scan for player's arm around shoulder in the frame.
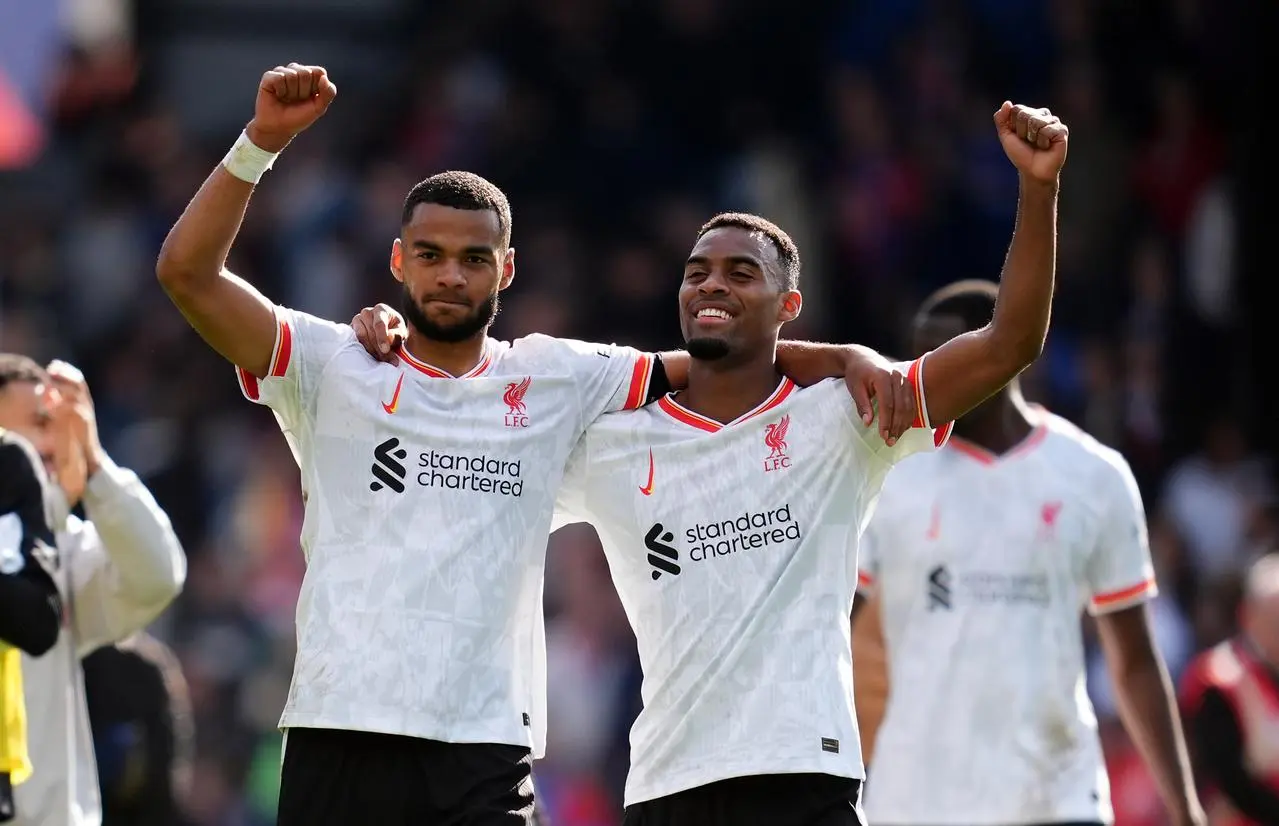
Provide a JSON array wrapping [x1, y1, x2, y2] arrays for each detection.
[[821, 370, 948, 466], [156, 63, 337, 379], [515, 333, 666, 418], [915, 102, 1068, 427]]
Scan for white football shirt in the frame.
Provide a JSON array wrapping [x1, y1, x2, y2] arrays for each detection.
[[555, 357, 951, 806], [236, 305, 656, 755], [858, 410, 1157, 825]]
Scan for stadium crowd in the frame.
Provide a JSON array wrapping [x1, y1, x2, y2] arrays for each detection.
[[0, 1, 1270, 824]]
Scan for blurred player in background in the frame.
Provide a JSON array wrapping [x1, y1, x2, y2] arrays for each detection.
[[82, 632, 193, 826], [0, 430, 61, 823], [1179, 554, 1279, 825], [0, 355, 187, 826], [156, 62, 912, 826], [544, 99, 1067, 826], [853, 280, 1204, 826]]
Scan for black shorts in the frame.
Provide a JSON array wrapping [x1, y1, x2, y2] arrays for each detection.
[[277, 727, 546, 826], [623, 773, 864, 826]]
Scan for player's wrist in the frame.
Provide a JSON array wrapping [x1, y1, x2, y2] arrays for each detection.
[[223, 126, 285, 184], [1017, 173, 1060, 197], [244, 121, 293, 154]]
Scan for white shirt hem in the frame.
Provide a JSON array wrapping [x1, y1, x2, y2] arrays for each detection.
[[278, 709, 539, 756], [624, 758, 863, 807]]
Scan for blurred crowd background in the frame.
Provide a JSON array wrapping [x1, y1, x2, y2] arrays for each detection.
[[0, 0, 1272, 824]]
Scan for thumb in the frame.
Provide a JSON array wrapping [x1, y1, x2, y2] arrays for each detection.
[[993, 100, 1014, 132], [317, 76, 337, 104]]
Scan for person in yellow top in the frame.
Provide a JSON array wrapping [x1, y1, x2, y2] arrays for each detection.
[[1, 643, 32, 784], [0, 427, 63, 820]]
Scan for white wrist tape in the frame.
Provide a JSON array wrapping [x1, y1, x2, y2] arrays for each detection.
[[221, 131, 280, 184]]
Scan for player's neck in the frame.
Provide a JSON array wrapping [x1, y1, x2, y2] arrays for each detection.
[[953, 386, 1036, 455], [402, 328, 489, 377], [681, 352, 782, 424]]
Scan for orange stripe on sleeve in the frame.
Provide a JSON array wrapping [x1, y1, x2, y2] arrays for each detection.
[[857, 570, 875, 589], [624, 353, 654, 410], [270, 319, 293, 378], [907, 356, 927, 429], [1091, 578, 1157, 611], [236, 366, 261, 401]]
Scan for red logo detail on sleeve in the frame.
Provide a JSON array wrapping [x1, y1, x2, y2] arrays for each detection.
[[504, 376, 532, 428], [763, 414, 791, 472]]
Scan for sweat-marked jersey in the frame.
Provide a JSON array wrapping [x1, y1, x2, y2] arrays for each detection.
[[237, 305, 656, 756], [858, 410, 1157, 825], [556, 357, 951, 805]]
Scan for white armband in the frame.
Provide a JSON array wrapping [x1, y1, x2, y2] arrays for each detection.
[[221, 130, 280, 184]]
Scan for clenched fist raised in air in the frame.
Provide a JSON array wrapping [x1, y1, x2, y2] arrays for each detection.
[[993, 101, 1069, 186], [245, 63, 338, 154]]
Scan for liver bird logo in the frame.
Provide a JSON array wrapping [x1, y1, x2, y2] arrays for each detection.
[[764, 414, 790, 459], [503, 376, 532, 415]]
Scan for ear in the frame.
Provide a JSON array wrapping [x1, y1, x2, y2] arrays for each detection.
[[390, 239, 405, 284], [779, 290, 802, 324], [499, 247, 516, 291]]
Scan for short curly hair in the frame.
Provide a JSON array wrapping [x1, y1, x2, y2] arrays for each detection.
[[696, 212, 800, 291], [402, 171, 512, 248]]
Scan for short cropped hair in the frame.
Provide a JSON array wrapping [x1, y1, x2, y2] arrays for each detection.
[[696, 212, 800, 291], [402, 171, 512, 248], [0, 354, 48, 394], [915, 279, 999, 334]]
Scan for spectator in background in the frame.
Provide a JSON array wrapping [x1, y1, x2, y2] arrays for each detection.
[[1179, 554, 1279, 825], [82, 632, 194, 826], [1162, 416, 1274, 579], [0, 429, 61, 823], [0, 2, 1267, 822], [0, 355, 186, 826]]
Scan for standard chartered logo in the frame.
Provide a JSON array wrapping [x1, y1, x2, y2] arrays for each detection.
[[369, 438, 524, 497], [370, 438, 409, 493], [643, 505, 801, 580]]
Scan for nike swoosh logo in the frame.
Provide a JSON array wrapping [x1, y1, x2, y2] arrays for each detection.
[[638, 449, 655, 496], [381, 373, 404, 414], [597, 350, 611, 358]]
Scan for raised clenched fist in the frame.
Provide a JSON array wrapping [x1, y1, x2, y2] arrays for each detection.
[[245, 63, 338, 153], [993, 101, 1069, 186]]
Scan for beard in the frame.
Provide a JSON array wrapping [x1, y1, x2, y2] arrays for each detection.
[[401, 284, 499, 344], [685, 336, 732, 361]]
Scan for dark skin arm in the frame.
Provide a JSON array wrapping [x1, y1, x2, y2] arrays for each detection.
[[155, 64, 337, 378], [849, 591, 888, 764], [351, 309, 919, 442], [850, 591, 869, 623], [666, 342, 914, 443], [1096, 605, 1205, 826], [913, 103, 1066, 426]]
